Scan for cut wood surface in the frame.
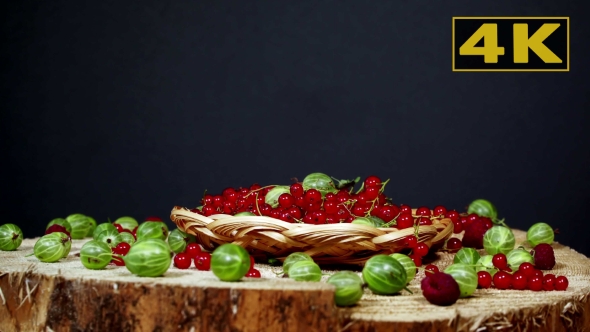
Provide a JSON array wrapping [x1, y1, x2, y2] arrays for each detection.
[[1, 230, 589, 332]]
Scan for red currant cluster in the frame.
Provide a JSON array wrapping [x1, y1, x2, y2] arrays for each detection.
[[195, 176, 461, 229], [477, 259, 569, 291], [173, 244, 261, 278]]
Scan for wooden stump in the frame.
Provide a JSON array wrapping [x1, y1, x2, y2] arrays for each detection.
[[1, 230, 589, 332]]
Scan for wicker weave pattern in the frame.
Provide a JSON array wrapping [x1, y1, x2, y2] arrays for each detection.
[[171, 206, 454, 265]]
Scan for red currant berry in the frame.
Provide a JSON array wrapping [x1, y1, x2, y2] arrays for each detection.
[[364, 186, 380, 200], [399, 204, 412, 214], [527, 276, 543, 291], [445, 238, 463, 252], [424, 264, 439, 274], [286, 206, 302, 220], [444, 210, 460, 223], [174, 253, 192, 269], [518, 262, 535, 278], [396, 213, 414, 229], [409, 254, 422, 267], [378, 205, 399, 222], [364, 175, 382, 188], [532, 269, 544, 278], [113, 242, 131, 256], [477, 271, 492, 289], [185, 243, 201, 259], [250, 183, 261, 191], [543, 274, 556, 291], [417, 217, 432, 226], [323, 201, 338, 214], [492, 253, 508, 270], [114, 223, 124, 233], [111, 256, 125, 266], [194, 252, 211, 271], [202, 194, 214, 205], [212, 195, 224, 208], [415, 206, 431, 216], [452, 220, 463, 233], [466, 213, 479, 225], [290, 183, 304, 198], [245, 268, 261, 278], [554, 276, 569, 291], [325, 193, 337, 202], [480, 217, 493, 229], [511, 271, 528, 290], [414, 243, 430, 257], [202, 205, 216, 216], [304, 189, 322, 204], [493, 270, 512, 290], [222, 201, 235, 214], [295, 196, 306, 208], [404, 235, 418, 248], [433, 205, 447, 217], [278, 193, 295, 208]]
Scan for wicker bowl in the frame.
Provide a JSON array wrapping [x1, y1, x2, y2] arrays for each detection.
[[170, 206, 454, 265]]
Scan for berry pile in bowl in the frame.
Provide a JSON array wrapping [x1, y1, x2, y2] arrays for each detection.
[[170, 172, 455, 265]]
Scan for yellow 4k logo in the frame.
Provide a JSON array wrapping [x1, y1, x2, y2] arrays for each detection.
[[452, 17, 569, 72]]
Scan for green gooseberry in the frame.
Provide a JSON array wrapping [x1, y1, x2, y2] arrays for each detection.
[[453, 247, 481, 268], [123, 238, 171, 277], [326, 271, 363, 306], [483, 226, 515, 255], [467, 199, 498, 220], [93, 222, 118, 240], [85, 216, 97, 237], [264, 186, 291, 208], [476, 255, 497, 277], [96, 229, 123, 248], [362, 254, 407, 295], [66, 213, 92, 239], [283, 252, 314, 276], [136, 221, 168, 241], [288, 260, 322, 282], [211, 243, 251, 282], [302, 172, 338, 196], [46, 218, 72, 234], [46, 231, 72, 258], [444, 263, 478, 298], [118, 231, 136, 246], [506, 248, 534, 271], [33, 233, 68, 263], [234, 212, 256, 216], [80, 240, 113, 270], [351, 217, 377, 227], [167, 229, 196, 254], [0, 223, 24, 251], [527, 222, 554, 247], [390, 253, 417, 284], [114, 216, 139, 231], [367, 216, 386, 227]]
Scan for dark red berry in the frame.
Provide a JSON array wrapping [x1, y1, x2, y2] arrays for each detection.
[[444, 210, 460, 223], [518, 262, 536, 278], [416, 206, 431, 217], [113, 242, 131, 256], [421, 272, 461, 306], [396, 213, 414, 229], [433, 205, 447, 217], [531, 243, 556, 270], [409, 253, 422, 267], [278, 193, 295, 208], [405, 235, 418, 248]]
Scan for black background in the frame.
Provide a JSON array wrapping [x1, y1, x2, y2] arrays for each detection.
[[454, 18, 568, 70], [2, 1, 590, 256]]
